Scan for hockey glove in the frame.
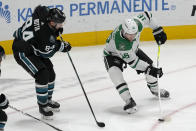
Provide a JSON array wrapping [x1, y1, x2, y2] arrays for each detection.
[[58, 28, 63, 34], [0, 93, 9, 110], [55, 28, 63, 36], [0, 45, 5, 62], [153, 27, 167, 45], [145, 65, 163, 78], [59, 41, 72, 52]]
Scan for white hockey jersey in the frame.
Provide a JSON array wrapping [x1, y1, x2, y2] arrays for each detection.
[[103, 11, 159, 71]]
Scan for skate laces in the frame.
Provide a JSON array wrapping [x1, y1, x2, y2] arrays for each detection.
[[43, 106, 51, 112], [48, 100, 56, 104], [152, 88, 166, 94], [48, 100, 59, 106]]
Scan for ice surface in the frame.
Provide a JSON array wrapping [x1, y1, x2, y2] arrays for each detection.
[[1, 39, 196, 131]]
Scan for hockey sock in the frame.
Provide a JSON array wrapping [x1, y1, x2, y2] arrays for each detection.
[[116, 83, 131, 103], [48, 81, 55, 100], [36, 83, 48, 106], [147, 81, 158, 92]]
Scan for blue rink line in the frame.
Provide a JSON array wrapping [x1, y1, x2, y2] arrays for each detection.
[[7, 64, 196, 115]]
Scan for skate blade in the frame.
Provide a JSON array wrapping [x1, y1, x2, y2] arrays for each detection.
[[41, 115, 53, 120], [155, 96, 171, 100], [126, 107, 138, 114]]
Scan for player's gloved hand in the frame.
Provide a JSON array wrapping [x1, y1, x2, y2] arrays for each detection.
[[145, 65, 163, 78], [62, 42, 72, 52], [58, 41, 72, 52], [0, 93, 9, 110], [55, 28, 63, 36], [0, 46, 5, 76], [58, 28, 63, 34], [0, 46, 5, 61], [153, 27, 167, 45]]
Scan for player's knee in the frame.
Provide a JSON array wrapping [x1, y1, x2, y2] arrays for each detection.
[[108, 66, 126, 85], [35, 69, 49, 85], [0, 110, 7, 122], [49, 69, 55, 82]]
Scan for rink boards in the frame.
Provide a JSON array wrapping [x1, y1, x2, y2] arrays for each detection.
[[0, 0, 196, 54]]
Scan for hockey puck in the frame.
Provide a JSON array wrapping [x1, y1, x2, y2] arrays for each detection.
[[158, 118, 165, 122], [158, 116, 171, 122]]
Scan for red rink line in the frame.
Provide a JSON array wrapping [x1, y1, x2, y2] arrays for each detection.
[[8, 64, 196, 125], [149, 102, 196, 131], [149, 64, 196, 131]]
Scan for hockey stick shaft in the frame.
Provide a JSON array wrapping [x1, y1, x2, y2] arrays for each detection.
[[157, 45, 163, 116], [9, 105, 63, 131], [59, 35, 104, 127]]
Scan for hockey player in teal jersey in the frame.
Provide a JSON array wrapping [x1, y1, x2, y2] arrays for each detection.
[[0, 46, 9, 131], [12, 5, 71, 119], [103, 11, 169, 114]]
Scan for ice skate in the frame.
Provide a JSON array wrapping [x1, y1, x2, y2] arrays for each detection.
[[123, 98, 138, 114], [149, 87, 170, 99], [39, 106, 53, 120], [48, 100, 60, 112]]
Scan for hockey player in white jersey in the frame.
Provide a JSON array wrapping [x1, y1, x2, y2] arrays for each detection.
[[103, 11, 169, 114]]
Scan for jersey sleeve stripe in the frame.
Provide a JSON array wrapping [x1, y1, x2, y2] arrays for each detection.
[[134, 19, 143, 32], [144, 11, 151, 21]]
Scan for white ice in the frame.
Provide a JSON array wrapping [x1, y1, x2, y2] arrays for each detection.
[[1, 39, 196, 131]]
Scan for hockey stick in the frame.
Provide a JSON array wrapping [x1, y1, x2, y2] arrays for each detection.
[[156, 45, 171, 122], [156, 45, 164, 122], [9, 105, 63, 131], [59, 35, 105, 128]]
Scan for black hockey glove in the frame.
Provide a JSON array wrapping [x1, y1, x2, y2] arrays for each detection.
[[62, 42, 72, 52], [55, 28, 63, 36], [58, 40, 72, 52], [0, 45, 5, 61], [0, 93, 9, 110], [153, 27, 167, 45], [0, 46, 5, 76], [145, 65, 163, 78], [59, 28, 63, 34]]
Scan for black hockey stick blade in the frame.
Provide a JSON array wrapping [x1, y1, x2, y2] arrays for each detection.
[[97, 122, 105, 127]]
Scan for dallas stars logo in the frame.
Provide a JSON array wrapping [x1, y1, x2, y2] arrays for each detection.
[[119, 43, 126, 50]]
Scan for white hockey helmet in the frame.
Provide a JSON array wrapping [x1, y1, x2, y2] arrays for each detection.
[[122, 18, 138, 35]]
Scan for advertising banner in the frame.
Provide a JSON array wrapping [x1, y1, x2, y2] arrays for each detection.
[[0, 0, 196, 54], [0, 0, 196, 41]]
